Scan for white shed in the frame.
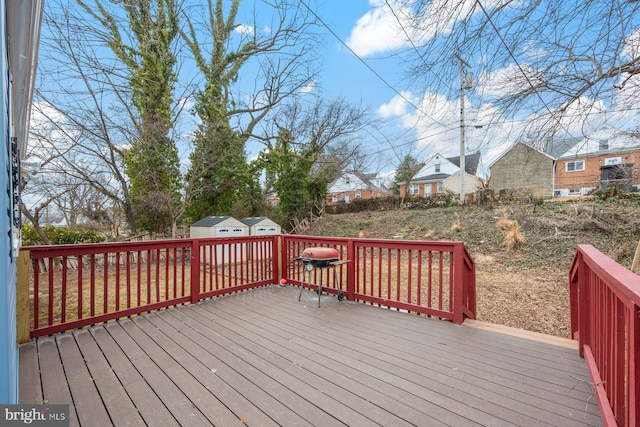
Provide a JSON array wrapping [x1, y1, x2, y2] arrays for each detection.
[[190, 216, 248, 238], [190, 216, 248, 264], [240, 217, 281, 261], [240, 217, 281, 235]]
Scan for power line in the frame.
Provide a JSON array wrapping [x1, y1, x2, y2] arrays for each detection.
[[474, 0, 577, 139], [298, 0, 451, 129]]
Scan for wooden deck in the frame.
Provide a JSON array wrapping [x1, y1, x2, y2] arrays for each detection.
[[19, 285, 601, 426]]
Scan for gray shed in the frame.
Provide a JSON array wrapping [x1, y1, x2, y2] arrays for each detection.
[[190, 216, 248, 264], [240, 217, 281, 235]]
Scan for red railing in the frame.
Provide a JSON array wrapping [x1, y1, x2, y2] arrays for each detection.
[[19, 235, 475, 340], [569, 244, 640, 427], [283, 235, 475, 323], [20, 236, 278, 338]]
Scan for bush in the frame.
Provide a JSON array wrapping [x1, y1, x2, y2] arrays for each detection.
[[327, 196, 403, 214], [21, 224, 106, 246]]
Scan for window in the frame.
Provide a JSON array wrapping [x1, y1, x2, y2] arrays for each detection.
[[332, 194, 338, 203], [566, 160, 585, 172], [604, 157, 621, 165], [437, 182, 444, 192], [599, 139, 608, 150], [408, 184, 419, 195], [435, 163, 441, 173], [355, 191, 362, 199]]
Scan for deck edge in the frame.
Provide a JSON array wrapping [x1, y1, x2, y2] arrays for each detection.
[[462, 319, 579, 350]]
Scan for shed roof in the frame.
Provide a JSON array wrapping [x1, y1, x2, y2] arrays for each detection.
[[240, 217, 279, 227], [191, 216, 242, 227]]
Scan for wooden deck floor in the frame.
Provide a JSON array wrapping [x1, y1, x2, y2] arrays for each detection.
[[19, 285, 601, 426]]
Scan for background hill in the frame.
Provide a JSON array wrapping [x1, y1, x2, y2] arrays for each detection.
[[303, 195, 640, 337]]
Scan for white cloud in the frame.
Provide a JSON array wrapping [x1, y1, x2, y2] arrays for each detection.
[[622, 28, 640, 60], [300, 80, 316, 94], [477, 63, 544, 99], [347, 0, 511, 57], [234, 24, 254, 35], [377, 91, 413, 118], [346, 0, 414, 57]]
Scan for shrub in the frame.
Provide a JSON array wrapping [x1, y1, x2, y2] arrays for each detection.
[[495, 213, 525, 250], [20, 224, 106, 246]]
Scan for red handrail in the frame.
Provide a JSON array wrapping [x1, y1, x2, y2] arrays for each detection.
[[569, 244, 640, 427], [19, 235, 475, 339], [282, 235, 476, 323], [22, 236, 278, 338]]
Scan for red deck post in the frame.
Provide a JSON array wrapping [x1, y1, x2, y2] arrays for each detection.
[[452, 243, 464, 325], [346, 239, 356, 301], [577, 250, 590, 358], [190, 239, 201, 303]]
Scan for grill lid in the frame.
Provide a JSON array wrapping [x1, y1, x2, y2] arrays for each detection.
[[300, 247, 339, 261]]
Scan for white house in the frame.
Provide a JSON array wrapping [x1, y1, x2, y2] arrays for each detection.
[[1, 0, 43, 404], [401, 152, 483, 197]]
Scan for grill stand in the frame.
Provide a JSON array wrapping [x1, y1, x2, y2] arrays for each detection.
[[297, 260, 350, 308]]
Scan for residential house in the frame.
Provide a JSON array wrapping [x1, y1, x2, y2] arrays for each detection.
[[489, 125, 640, 198], [553, 125, 640, 196], [326, 171, 392, 205], [489, 141, 557, 198], [1, 1, 43, 403], [399, 152, 483, 198]]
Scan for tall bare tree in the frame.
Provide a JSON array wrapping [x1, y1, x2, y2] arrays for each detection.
[[181, 0, 320, 220], [77, 0, 183, 234], [395, 0, 640, 139], [255, 98, 371, 223]]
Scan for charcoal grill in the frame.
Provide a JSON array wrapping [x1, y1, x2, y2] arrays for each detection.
[[294, 247, 349, 307]]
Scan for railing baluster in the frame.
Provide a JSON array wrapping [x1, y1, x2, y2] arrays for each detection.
[[23, 235, 475, 341]]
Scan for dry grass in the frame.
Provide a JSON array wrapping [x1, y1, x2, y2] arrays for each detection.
[[496, 213, 526, 250], [305, 197, 640, 338], [450, 212, 463, 232]]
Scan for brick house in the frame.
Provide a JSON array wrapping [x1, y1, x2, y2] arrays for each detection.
[[399, 152, 483, 198], [489, 126, 640, 198], [554, 126, 640, 196], [326, 171, 391, 205]]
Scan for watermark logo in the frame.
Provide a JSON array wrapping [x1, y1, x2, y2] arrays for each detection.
[[0, 405, 68, 426]]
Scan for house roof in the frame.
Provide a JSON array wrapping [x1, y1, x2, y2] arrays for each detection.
[[412, 173, 451, 182], [328, 171, 390, 193], [192, 216, 242, 227], [543, 137, 582, 159], [445, 152, 481, 175], [556, 126, 640, 158]]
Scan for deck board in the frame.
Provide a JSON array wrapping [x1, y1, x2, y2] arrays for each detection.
[[20, 285, 601, 426]]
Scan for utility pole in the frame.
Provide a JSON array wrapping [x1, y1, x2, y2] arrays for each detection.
[[456, 55, 471, 203]]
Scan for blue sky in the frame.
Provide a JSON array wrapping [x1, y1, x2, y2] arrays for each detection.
[[33, 0, 640, 179], [288, 0, 640, 175]]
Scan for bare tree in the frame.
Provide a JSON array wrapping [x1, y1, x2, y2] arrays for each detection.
[[181, 0, 321, 220], [394, 0, 640, 140], [256, 98, 372, 222]]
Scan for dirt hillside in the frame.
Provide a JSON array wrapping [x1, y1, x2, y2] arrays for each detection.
[[303, 196, 640, 337]]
